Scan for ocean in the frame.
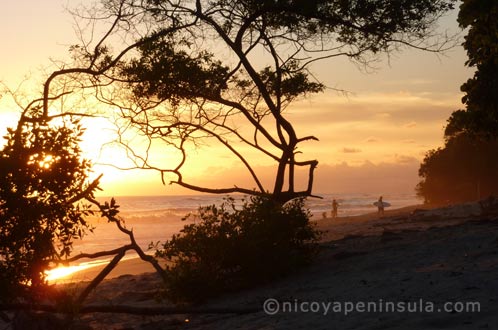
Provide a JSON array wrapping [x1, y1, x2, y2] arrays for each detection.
[[49, 193, 421, 282], [71, 193, 421, 253]]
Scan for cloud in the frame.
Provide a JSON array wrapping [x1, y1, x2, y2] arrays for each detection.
[[404, 121, 417, 128], [341, 147, 362, 153], [364, 136, 380, 143], [375, 112, 392, 119], [379, 78, 439, 87], [290, 92, 459, 126], [402, 139, 416, 144], [394, 155, 418, 164], [314, 160, 421, 195], [109, 157, 422, 197]]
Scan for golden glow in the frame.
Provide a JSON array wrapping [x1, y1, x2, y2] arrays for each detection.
[[26, 153, 60, 169], [83, 91, 461, 196], [44, 260, 109, 283], [0, 2, 471, 196]]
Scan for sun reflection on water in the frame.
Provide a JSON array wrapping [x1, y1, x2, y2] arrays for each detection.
[[44, 260, 109, 283]]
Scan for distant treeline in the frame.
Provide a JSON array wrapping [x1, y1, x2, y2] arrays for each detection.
[[417, 0, 498, 205], [417, 134, 498, 204]]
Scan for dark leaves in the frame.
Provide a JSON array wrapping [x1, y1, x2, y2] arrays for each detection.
[[122, 37, 230, 105], [156, 196, 321, 302], [0, 119, 98, 300], [445, 0, 498, 137]]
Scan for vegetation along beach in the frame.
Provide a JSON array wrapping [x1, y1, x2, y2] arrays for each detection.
[[1, 0, 498, 329]]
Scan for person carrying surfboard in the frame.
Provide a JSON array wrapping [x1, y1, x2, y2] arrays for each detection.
[[377, 196, 385, 217], [373, 196, 391, 217]]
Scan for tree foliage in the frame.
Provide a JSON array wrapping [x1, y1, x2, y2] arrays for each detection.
[[155, 196, 321, 302], [418, 0, 498, 204], [445, 0, 498, 137], [417, 134, 498, 204], [0, 118, 96, 301], [44, 0, 457, 203]]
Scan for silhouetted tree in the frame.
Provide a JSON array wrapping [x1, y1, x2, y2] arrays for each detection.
[[0, 107, 166, 318], [0, 116, 97, 301], [417, 134, 498, 204], [418, 0, 498, 204], [0, 0, 461, 317], [445, 0, 498, 137], [41, 0, 456, 204]]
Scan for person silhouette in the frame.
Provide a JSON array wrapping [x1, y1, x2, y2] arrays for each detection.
[[331, 199, 339, 218], [377, 196, 385, 217]]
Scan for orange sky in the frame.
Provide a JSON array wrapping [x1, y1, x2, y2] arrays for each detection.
[[0, 1, 472, 197]]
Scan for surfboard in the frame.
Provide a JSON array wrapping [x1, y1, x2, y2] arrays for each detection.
[[373, 201, 391, 207]]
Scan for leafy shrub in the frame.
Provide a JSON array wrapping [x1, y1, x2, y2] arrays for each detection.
[[0, 119, 95, 301], [156, 196, 321, 302]]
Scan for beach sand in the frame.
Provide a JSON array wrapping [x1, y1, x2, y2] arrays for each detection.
[[4, 202, 498, 329]]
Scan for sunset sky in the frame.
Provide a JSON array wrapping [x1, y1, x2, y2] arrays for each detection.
[[0, 1, 472, 197]]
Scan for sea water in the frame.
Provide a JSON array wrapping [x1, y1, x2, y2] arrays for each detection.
[[71, 193, 421, 253], [52, 193, 421, 281]]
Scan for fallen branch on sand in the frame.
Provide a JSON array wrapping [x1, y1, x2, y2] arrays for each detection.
[[50, 196, 168, 306]]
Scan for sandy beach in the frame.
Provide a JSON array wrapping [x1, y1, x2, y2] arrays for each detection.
[[4, 202, 498, 329]]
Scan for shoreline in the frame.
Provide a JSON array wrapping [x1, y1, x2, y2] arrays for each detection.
[[51, 200, 498, 329], [50, 204, 426, 283], [6, 200, 498, 329], [52, 202, 459, 284]]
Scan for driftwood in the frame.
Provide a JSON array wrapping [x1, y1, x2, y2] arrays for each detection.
[[75, 248, 127, 305], [45, 196, 168, 309]]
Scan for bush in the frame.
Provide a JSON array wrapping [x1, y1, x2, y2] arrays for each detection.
[[156, 196, 321, 302]]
